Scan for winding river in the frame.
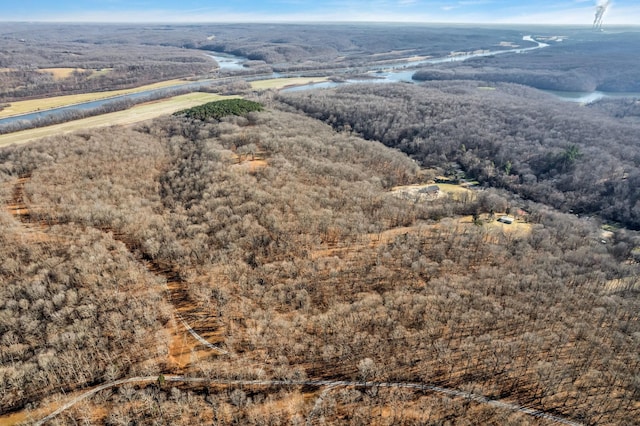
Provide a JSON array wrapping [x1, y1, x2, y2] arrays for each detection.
[[1, 36, 637, 130], [207, 53, 248, 71], [282, 36, 640, 102], [0, 52, 250, 128]]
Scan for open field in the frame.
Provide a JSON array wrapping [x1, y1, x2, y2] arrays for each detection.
[[0, 92, 235, 147], [38, 67, 113, 80], [250, 77, 329, 90], [392, 182, 477, 202], [0, 78, 189, 119], [39, 68, 87, 80], [2, 76, 334, 147], [458, 213, 533, 236]]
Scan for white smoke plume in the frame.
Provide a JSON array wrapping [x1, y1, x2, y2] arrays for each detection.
[[593, 0, 611, 30]]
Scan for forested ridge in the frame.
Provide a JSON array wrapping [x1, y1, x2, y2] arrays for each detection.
[[413, 32, 640, 93], [0, 23, 530, 101], [0, 41, 213, 102], [279, 82, 640, 231], [1, 94, 639, 424]]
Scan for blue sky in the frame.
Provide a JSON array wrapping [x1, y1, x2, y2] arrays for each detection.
[[2, 0, 638, 25]]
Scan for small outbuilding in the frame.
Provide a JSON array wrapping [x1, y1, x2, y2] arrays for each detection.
[[419, 185, 440, 196], [497, 216, 514, 224]]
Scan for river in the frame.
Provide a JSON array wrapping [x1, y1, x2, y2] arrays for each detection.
[[1, 37, 637, 130], [0, 52, 249, 128], [282, 35, 549, 92], [207, 53, 247, 71], [541, 90, 640, 103], [282, 35, 640, 102], [282, 78, 640, 104]]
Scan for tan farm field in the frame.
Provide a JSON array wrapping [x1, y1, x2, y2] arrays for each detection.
[[0, 92, 236, 147], [40, 67, 88, 80], [0, 78, 189, 119], [39, 67, 114, 80], [251, 77, 329, 90]]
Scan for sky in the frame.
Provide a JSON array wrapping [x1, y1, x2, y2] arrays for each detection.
[[2, 0, 639, 25]]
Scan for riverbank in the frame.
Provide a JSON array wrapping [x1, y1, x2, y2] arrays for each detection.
[[0, 92, 233, 147], [0, 79, 188, 119]]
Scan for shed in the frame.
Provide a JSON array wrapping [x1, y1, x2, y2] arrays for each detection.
[[419, 185, 440, 195], [497, 216, 514, 224]]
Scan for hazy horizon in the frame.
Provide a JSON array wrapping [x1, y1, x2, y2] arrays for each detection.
[[2, 1, 639, 26]]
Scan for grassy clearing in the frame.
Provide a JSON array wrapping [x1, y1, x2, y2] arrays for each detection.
[[392, 182, 476, 201], [4, 76, 326, 119], [231, 159, 268, 173], [89, 68, 112, 78], [0, 92, 235, 147], [393, 182, 475, 196], [388, 183, 529, 236], [251, 77, 329, 90], [40, 68, 85, 79], [436, 183, 477, 201], [458, 213, 532, 236], [0, 78, 188, 118], [39, 67, 113, 80]]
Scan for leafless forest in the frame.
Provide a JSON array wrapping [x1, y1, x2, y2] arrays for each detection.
[[0, 23, 528, 102], [1, 22, 639, 426], [412, 31, 640, 92], [279, 82, 640, 230], [1, 89, 639, 424]]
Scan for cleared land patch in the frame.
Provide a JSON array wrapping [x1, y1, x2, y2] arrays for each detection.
[[40, 67, 87, 80], [459, 213, 532, 236], [0, 92, 235, 147], [392, 182, 477, 202], [251, 77, 329, 90], [38, 67, 112, 80]]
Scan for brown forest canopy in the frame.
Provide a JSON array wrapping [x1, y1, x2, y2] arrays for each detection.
[[278, 81, 640, 230], [1, 97, 639, 423]]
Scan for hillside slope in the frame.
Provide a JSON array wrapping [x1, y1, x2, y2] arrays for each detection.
[[279, 82, 640, 230], [1, 103, 638, 424]]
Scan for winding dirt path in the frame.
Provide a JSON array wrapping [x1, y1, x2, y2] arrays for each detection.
[[5, 175, 582, 426], [34, 376, 584, 426], [5, 174, 52, 242]]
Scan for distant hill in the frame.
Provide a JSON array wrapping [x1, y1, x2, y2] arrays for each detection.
[[413, 31, 640, 92]]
